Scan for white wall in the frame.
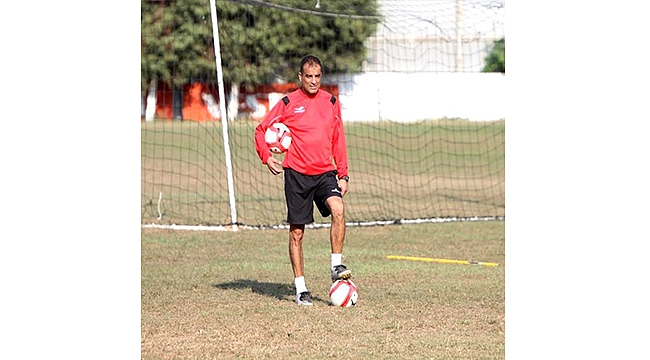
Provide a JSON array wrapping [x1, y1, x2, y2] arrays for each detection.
[[335, 72, 505, 122]]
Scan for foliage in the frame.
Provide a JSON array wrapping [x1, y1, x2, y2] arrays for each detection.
[[482, 37, 505, 73], [141, 0, 381, 90], [141, 0, 217, 89]]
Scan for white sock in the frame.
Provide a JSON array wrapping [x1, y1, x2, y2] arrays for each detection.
[[331, 253, 342, 269], [294, 276, 308, 295]]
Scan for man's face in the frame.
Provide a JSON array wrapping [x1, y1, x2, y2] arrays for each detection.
[[299, 64, 322, 95]]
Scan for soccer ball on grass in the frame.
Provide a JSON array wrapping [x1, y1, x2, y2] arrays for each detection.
[[329, 279, 358, 307]]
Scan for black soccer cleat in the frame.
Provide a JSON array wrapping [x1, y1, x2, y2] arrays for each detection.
[[331, 264, 352, 282]]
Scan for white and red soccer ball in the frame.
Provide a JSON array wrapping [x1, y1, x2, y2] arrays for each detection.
[[329, 279, 358, 307], [265, 122, 292, 154]]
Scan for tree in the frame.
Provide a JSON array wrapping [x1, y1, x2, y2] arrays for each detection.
[[141, 0, 217, 88], [216, 0, 380, 88], [142, 0, 218, 119], [482, 38, 505, 73], [141, 0, 380, 119]]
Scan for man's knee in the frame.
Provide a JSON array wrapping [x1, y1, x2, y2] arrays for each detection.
[[289, 224, 305, 240], [326, 197, 345, 218]]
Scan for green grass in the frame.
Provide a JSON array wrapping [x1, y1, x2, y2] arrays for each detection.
[[142, 220, 505, 359]]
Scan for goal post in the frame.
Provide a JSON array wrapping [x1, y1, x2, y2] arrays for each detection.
[[209, 0, 238, 229], [140, 0, 505, 229]]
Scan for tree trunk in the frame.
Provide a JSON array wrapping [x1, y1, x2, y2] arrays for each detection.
[[145, 80, 157, 122], [173, 85, 183, 121], [227, 83, 239, 121]]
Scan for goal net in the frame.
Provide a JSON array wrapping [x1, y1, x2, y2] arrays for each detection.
[[141, 0, 505, 228]]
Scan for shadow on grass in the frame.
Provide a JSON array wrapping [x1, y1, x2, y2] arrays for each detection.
[[213, 279, 329, 305]]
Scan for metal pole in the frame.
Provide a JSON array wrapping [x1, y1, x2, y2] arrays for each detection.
[[209, 0, 239, 229]]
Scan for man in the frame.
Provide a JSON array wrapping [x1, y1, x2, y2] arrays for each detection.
[[254, 55, 352, 306]]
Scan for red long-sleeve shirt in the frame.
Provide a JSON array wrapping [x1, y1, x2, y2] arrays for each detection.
[[255, 88, 348, 178]]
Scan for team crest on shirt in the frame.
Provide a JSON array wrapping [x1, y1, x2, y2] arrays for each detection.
[[294, 106, 305, 114]]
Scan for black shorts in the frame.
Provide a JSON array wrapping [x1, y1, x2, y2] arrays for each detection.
[[283, 168, 342, 225]]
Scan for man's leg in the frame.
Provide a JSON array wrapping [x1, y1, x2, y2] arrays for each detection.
[[326, 196, 345, 254], [289, 223, 306, 278], [326, 196, 351, 281], [289, 223, 312, 305]]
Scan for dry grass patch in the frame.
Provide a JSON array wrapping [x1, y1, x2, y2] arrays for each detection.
[[142, 221, 504, 359]]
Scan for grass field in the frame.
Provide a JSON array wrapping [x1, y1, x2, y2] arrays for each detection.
[[141, 220, 505, 359]]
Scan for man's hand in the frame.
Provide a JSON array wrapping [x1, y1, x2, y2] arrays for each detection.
[[266, 156, 284, 175], [338, 178, 348, 196]]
